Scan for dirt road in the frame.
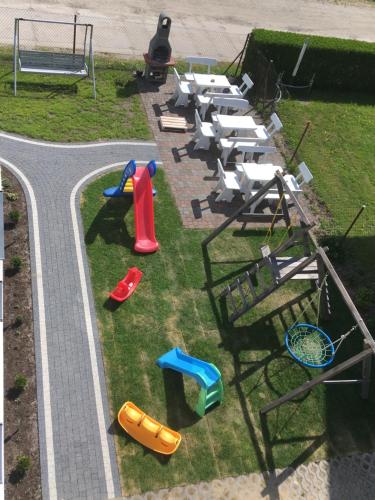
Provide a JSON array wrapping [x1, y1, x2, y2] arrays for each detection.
[[1, 1, 374, 63]]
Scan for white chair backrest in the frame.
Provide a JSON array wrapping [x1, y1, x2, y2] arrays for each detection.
[[267, 113, 283, 136], [212, 97, 250, 111], [205, 91, 235, 99], [237, 145, 276, 154], [217, 159, 226, 179], [296, 162, 313, 186], [239, 74, 254, 97], [186, 56, 217, 73], [173, 67, 181, 83], [229, 136, 256, 144], [194, 109, 203, 128]]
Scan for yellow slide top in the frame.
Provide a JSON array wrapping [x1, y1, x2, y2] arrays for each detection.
[[118, 401, 182, 455]]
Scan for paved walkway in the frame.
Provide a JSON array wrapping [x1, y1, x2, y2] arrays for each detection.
[[1, 1, 374, 61], [0, 133, 159, 499], [126, 450, 375, 499], [138, 75, 286, 229]]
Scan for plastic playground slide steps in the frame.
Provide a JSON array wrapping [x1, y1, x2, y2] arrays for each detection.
[[133, 166, 159, 254], [156, 347, 220, 389], [118, 401, 181, 455]]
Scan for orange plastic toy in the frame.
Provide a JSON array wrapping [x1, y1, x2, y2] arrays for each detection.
[[109, 267, 143, 302], [117, 401, 181, 455]]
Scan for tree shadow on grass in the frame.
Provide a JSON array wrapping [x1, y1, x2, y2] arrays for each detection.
[[85, 197, 134, 249]]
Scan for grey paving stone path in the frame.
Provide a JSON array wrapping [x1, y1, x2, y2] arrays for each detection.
[[0, 133, 160, 500]]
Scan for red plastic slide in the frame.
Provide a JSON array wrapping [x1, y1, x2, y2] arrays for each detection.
[[132, 166, 159, 253], [109, 267, 143, 302]]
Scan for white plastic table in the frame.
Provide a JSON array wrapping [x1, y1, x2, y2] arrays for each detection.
[[193, 73, 231, 91], [235, 163, 283, 192], [215, 114, 257, 139]]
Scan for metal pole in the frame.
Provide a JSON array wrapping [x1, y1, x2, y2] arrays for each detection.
[[73, 14, 77, 54], [290, 121, 310, 163], [263, 59, 272, 113], [89, 26, 96, 99], [339, 205, 366, 247], [13, 19, 18, 96], [292, 39, 309, 78]]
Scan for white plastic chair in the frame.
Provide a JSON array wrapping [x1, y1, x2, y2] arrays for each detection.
[[284, 162, 314, 187], [196, 91, 235, 119], [230, 73, 254, 98], [248, 163, 313, 212], [210, 97, 251, 135], [172, 68, 193, 107], [185, 56, 218, 81], [218, 136, 257, 166], [236, 144, 277, 164], [192, 109, 216, 150], [211, 97, 250, 115], [214, 159, 241, 202], [254, 112, 283, 142]]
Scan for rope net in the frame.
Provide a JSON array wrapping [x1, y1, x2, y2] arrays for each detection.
[[285, 323, 335, 368]]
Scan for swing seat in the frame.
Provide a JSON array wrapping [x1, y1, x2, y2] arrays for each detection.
[[19, 50, 88, 76], [285, 323, 335, 368]]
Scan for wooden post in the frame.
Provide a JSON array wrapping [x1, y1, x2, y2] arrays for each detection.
[[317, 247, 375, 353], [290, 121, 310, 163], [73, 14, 77, 54], [339, 205, 366, 248], [361, 341, 372, 399]]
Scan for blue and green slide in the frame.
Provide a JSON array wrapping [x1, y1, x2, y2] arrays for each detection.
[[156, 347, 223, 417]]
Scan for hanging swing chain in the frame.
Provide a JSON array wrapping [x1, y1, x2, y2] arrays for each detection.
[[331, 324, 359, 352], [290, 273, 329, 330], [264, 193, 285, 246]]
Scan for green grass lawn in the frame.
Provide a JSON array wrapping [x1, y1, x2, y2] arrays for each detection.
[[81, 168, 375, 495], [0, 49, 150, 141], [0, 47, 234, 143], [278, 90, 375, 325]]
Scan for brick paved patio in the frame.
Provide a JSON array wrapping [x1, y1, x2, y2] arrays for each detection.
[[138, 75, 286, 229]]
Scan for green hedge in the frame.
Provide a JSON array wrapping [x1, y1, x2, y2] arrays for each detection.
[[243, 29, 375, 92]]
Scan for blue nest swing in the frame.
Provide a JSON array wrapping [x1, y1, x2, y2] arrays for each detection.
[[285, 323, 335, 369]]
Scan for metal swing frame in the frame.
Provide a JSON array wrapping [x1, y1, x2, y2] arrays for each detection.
[[13, 18, 96, 98]]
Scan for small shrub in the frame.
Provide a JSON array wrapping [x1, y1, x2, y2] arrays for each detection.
[[15, 455, 31, 477], [9, 210, 20, 224], [14, 315, 23, 327], [11, 256, 22, 271], [14, 374, 28, 392], [2, 177, 11, 190], [6, 192, 18, 202]]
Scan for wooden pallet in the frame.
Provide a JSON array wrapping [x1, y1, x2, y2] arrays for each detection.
[[160, 115, 188, 132], [275, 256, 318, 280]]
